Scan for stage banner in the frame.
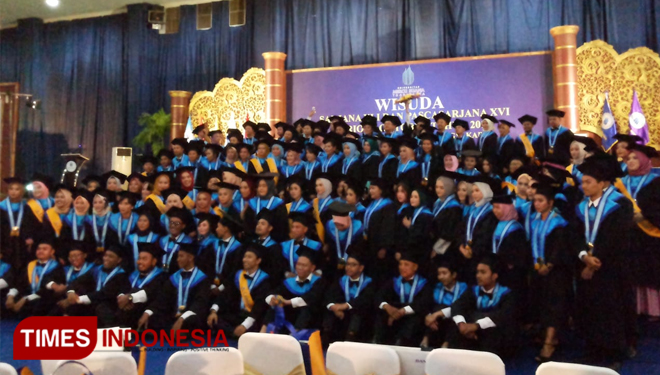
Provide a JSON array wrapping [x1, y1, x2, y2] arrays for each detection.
[[287, 52, 554, 139]]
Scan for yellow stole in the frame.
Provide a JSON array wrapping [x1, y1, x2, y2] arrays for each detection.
[[146, 194, 167, 214], [234, 161, 247, 173], [213, 206, 224, 218], [313, 199, 326, 244], [251, 158, 280, 184], [614, 178, 660, 238], [45, 208, 63, 237], [27, 199, 45, 223], [519, 133, 535, 158], [286, 202, 292, 213], [250, 159, 264, 173], [566, 165, 576, 186], [501, 181, 516, 194], [238, 270, 255, 312], [27, 260, 38, 285], [183, 195, 195, 210]]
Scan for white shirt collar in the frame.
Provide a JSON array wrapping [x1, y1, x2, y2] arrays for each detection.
[[444, 283, 456, 292], [349, 276, 361, 282], [589, 196, 602, 208], [295, 273, 314, 283], [481, 286, 495, 294], [246, 269, 258, 278], [183, 267, 195, 272]]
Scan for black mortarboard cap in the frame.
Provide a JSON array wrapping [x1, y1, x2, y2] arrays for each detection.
[[68, 240, 86, 252], [613, 133, 644, 145], [166, 207, 191, 223], [546, 109, 565, 118], [342, 137, 362, 152], [186, 140, 205, 154], [127, 172, 147, 183], [256, 123, 271, 133], [518, 114, 538, 125], [157, 149, 175, 160], [380, 115, 402, 126], [369, 178, 390, 192], [315, 120, 331, 134], [480, 114, 498, 123], [462, 149, 482, 158], [234, 142, 253, 155], [346, 244, 367, 265], [628, 143, 659, 159], [360, 115, 378, 127], [215, 181, 240, 191], [433, 112, 451, 123], [81, 175, 101, 187], [206, 144, 223, 156], [577, 153, 623, 182], [244, 243, 266, 259], [499, 119, 515, 128], [178, 242, 197, 256], [413, 116, 431, 127], [328, 201, 355, 217], [73, 188, 93, 203], [256, 207, 276, 225], [161, 187, 188, 200], [296, 245, 320, 265], [491, 194, 515, 205], [284, 142, 304, 154], [138, 242, 164, 258], [398, 137, 418, 150], [452, 119, 469, 130], [573, 135, 600, 153], [323, 133, 342, 148], [102, 170, 128, 184], [171, 138, 188, 147], [53, 183, 74, 194], [218, 214, 242, 234], [478, 253, 501, 274], [242, 121, 257, 131], [334, 120, 350, 134], [192, 125, 206, 135], [418, 132, 439, 143], [3, 176, 24, 185], [105, 245, 123, 257], [289, 211, 313, 226], [227, 129, 244, 142], [208, 130, 222, 137], [469, 175, 503, 195], [305, 144, 323, 156], [195, 212, 220, 229], [328, 115, 344, 122], [139, 154, 159, 166], [399, 252, 420, 264]]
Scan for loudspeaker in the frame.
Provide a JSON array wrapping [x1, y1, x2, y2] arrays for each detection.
[[197, 3, 213, 30], [111, 147, 132, 179], [148, 9, 165, 24], [229, 0, 246, 27]]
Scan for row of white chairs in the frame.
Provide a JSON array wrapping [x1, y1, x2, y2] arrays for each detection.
[[1, 332, 620, 375]]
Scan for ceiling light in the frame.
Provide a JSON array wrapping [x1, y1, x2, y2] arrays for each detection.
[[46, 0, 60, 8]]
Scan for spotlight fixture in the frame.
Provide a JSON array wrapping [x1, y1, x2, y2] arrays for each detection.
[[46, 0, 60, 8], [26, 98, 41, 110]]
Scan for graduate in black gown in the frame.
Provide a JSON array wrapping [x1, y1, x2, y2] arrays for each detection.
[[452, 119, 477, 158], [0, 177, 38, 270], [433, 112, 455, 156], [574, 154, 634, 369], [376, 137, 399, 188], [496, 120, 520, 171], [263, 246, 326, 332], [374, 252, 432, 347], [450, 254, 518, 357], [151, 243, 211, 332], [319, 133, 344, 181], [430, 172, 463, 261], [340, 138, 363, 187], [322, 246, 375, 346], [323, 202, 365, 281], [396, 137, 421, 185], [5, 239, 65, 318], [363, 178, 397, 285], [543, 109, 574, 166], [528, 181, 573, 363], [47, 242, 98, 308], [361, 136, 381, 185], [198, 214, 244, 296], [243, 174, 288, 242], [158, 207, 194, 275], [117, 243, 169, 330], [207, 243, 271, 338], [62, 246, 130, 327], [477, 114, 499, 157], [278, 212, 322, 283], [42, 184, 74, 263], [400, 189, 433, 265], [516, 114, 544, 161], [421, 260, 468, 349]]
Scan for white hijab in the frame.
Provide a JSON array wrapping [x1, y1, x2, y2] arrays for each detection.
[[473, 182, 493, 207]]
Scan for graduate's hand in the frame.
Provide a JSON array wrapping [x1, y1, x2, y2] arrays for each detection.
[[211, 287, 221, 297], [52, 283, 67, 294], [171, 317, 184, 332], [402, 217, 412, 228], [581, 267, 595, 280], [5, 296, 15, 310], [584, 255, 601, 270], [538, 264, 550, 276], [117, 294, 131, 310], [13, 297, 27, 312], [387, 316, 395, 326], [377, 249, 387, 260], [383, 304, 399, 319], [459, 245, 472, 259], [282, 299, 292, 306], [458, 323, 478, 338], [233, 325, 247, 337], [269, 296, 281, 307], [207, 311, 218, 327], [137, 313, 150, 330], [334, 310, 345, 320], [340, 303, 350, 311], [394, 308, 406, 320], [329, 304, 340, 312], [308, 108, 316, 118], [425, 314, 436, 327], [67, 292, 79, 304], [57, 298, 71, 309], [58, 258, 66, 266], [429, 321, 439, 331]]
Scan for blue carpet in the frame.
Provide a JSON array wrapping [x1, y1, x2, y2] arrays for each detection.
[[1, 318, 659, 375]]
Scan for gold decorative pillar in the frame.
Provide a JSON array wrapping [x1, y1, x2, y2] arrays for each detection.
[[550, 25, 580, 133], [262, 52, 287, 133], [169, 91, 192, 140]]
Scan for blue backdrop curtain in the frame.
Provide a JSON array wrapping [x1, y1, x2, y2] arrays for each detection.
[[0, 0, 659, 179]]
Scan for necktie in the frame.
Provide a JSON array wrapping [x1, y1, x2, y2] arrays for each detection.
[[349, 281, 359, 287], [479, 290, 492, 298], [297, 279, 310, 287], [181, 271, 192, 279]]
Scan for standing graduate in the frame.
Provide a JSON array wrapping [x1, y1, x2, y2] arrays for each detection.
[[496, 120, 519, 171], [452, 119, 477, 158], [477, 115, 499, 157], [243, 174, 288, 242], [319, 133, 344, 180], [60, 189, 96, 258], [278, 143, 305, 189], [143, 171, 172, 218], [5, 239, 65, 318], [62, 246, 130, 327], [376, 137, 399, 187], [434, 112, 455, 156], [116, 243, 168, 330], [400, 189, 433, 262], [207, 244, 271, 338], [249, 137, 280, 175], [322, 247, 375, 345], [151, 243, 211, 332], [516, 115, 544, 161], [363, 178, 397, 284], [87, 190, 113, 262], [42, 184, 73, 262], [25, 174, 55, 227], [159, 207, 194, 275], [361, 136, 381, 184], [0, 177, 36, 270], [544, 109, 574, 166], [302, 144, 323, 195], [279, 212, 323, 282], [430, 172, 463, 259], [263, 247, 326, 332], [284, 177, 313, 215], [397, 137, 421, 185], [374, 252, 432, 346], [417, 133, 441, 192], [198, 214, 243, 296], [574, 154, 634, 369], [381, 115, 403, 138], [450, 254, 518, 357], [341, 138, 363, 186], [323, 202, 365, 281]]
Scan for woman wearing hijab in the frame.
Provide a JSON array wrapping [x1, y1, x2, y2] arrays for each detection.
[[223, 144, 239, 168], [61, 189, 96, 260], [26, 174, 55, 229], [361, 136, 381, 184], [102, 171, 127, 195], [159, 188, 195, 236], [43, 184, 74, 262], [401, 189, 434, 264], [124, 206, 160, 273], [528, 180, 573, 362], [233, 178, 255, 217], [312, 175, 335, 243], [619, 144, 660, 322], [431, 172, 463, 260], [394, 181, 412, 256], [85, 190, 113, 262], [270, 141, 286, 168], [567, 139, 587, 186], [341, 138, 362, 186], [443, 153, 459, 173], [457, 176, 499, 282], [244, 174, 288, 242], [143, 171, 172, 218]]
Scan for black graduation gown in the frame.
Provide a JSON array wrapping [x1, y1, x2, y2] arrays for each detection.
[[197, 238, 244, 286], [341, 159, 363, 188], [0, 200, 39, 270], [265, 275, 326, 330], [515, 133, 545, 160], [13, 260, 66, 317], [243, 198, 289, 242], [214, 269, 271, 331], [425, 281, 469, 348], [450, 284, 518, 357], [323, 221, 365, 281], [491, 221, 530, 292], [453, 136, 477, 158], [374, 275, 432, 346], [42, 209, 70, 261], [377, 156, 399, 188], [319, 153, 344, 182], [628, 177, 660, 288], [361, 155, 380, 186], [322, 274, 376, 343], [496, 137, 518, 171], [118, 269, 170, 329], [153, 268, 211, 330], [430, 199, 463, 265], [60, 214, 97, 260], [477, 132, 498, 157], [437, 133, 455, 157], [544, 126, 574, 166], [574, 191, 634, 353], [396, 162, 422, 188], [363, 200, 397, 283], [456, 206, 499, 283], [67, 266, 131, 327], [403, 207, 433, 259]]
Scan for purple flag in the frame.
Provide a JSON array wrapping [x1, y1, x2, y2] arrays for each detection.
[[629, 90, 650, 144], [601, 92, 618, 151]]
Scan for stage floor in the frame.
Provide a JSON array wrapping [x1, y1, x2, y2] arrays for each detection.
[[1, 319, 658, 375]]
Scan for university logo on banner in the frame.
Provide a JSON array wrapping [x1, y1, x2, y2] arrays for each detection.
[[392, 66, 425, 98], [630, 112, 646, 130]]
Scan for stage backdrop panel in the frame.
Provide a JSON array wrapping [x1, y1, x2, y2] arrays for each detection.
[[287, 52, 554, 139]]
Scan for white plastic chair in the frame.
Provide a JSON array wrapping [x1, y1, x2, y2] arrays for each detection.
[[238, 332, 306, 375], [383, 345, 428, 375], [48, 352, 137, 375], [326, 342, 400, 375], [165, 348, 244, 375], [0, 363, 18, 375], [537, 361, 620, 375], [425, 348, 505, 375]]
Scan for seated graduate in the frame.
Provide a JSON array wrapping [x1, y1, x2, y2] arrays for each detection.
[[190, 188, 219, 217], [62, 246, 130, 327], [324, 201, 365, 281], [194, 213, 219, 256], [107, 192, 139, 254], [452, 119, 476, 158], [322, 246, 375, 346], [116, 242, 169, 330], [47, 241, 98, 299], [215, 182, 242, 219], [450, 254, 517, 358], [125, 205, 160, 274], [198, 214, 243, 297], [277, 212, 322, 284], [243, 174, 288, 242], [374, 252, 432, 347], [421, 260, 468, 349], [0, 250, 15, 317], [207, 243, 271, 338], [159, 207, 194, 275], [151, 243, 211, 332], [43, 184, 73, 262], [5, 238, 65, 318], [262, 246, 325, 333]]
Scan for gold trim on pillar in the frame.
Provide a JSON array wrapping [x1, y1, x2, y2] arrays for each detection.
[[169, 91, 192, 98], [556, 82, 577, 86], [172, 105, 186, 108], [556, 63, 577, 68], [550, 25, 580, 36], [555, 45, 576, 50], [262, 52, 287, 60], [265, 69, 283, 72]]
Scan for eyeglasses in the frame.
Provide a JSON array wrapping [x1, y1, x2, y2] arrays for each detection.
[[169, 221, 183, 227], [345, 262, 360, 267]]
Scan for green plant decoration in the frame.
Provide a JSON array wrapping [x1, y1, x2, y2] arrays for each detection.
[[133, 109, 172, 155]]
